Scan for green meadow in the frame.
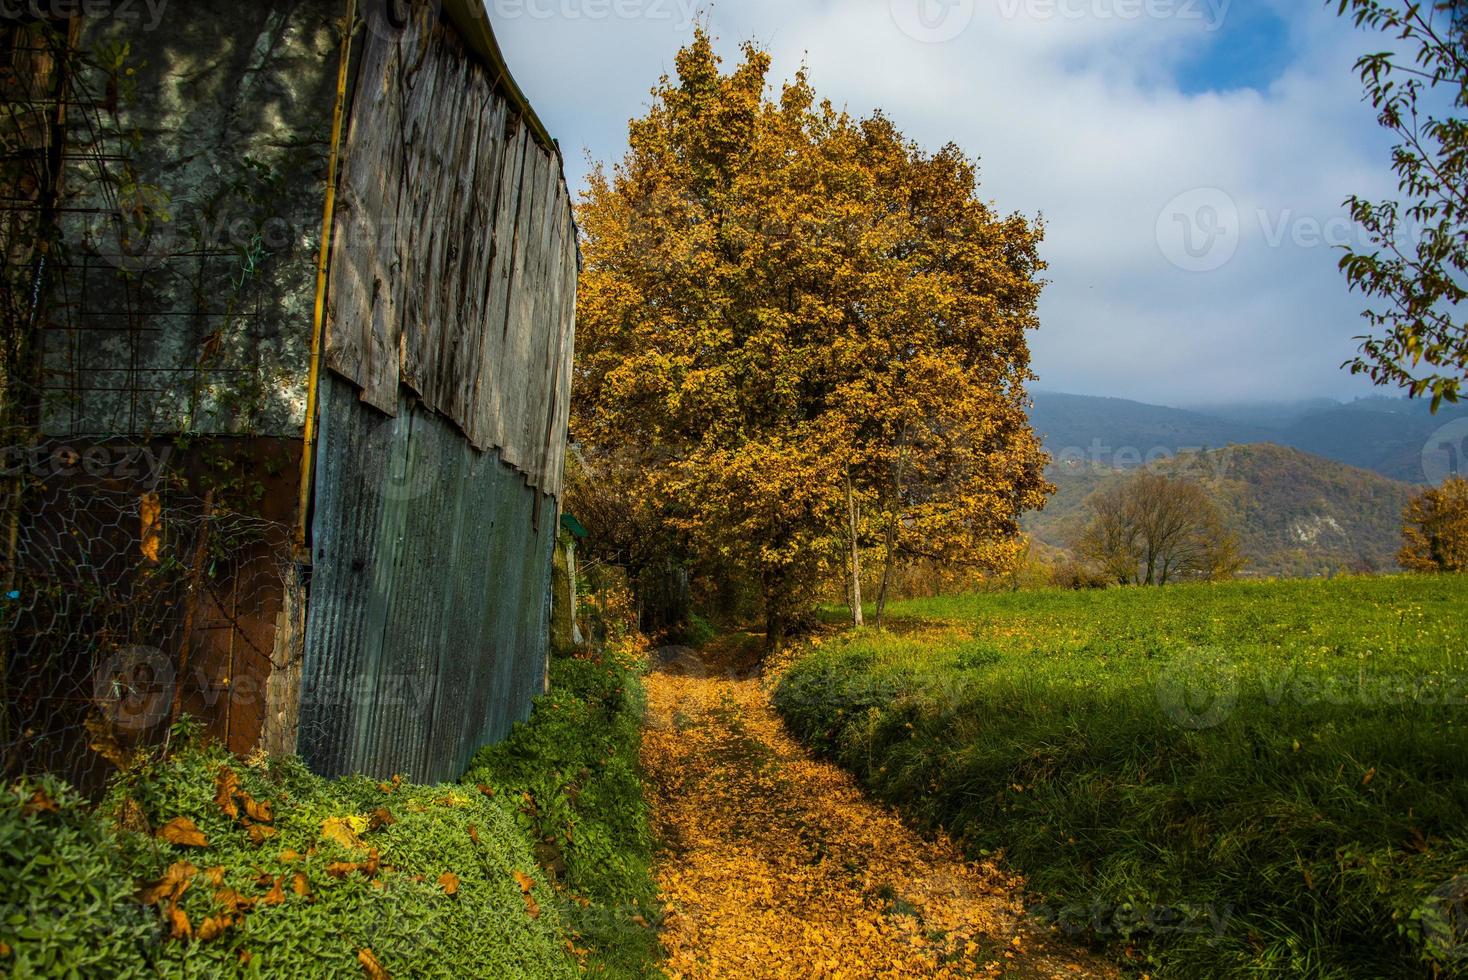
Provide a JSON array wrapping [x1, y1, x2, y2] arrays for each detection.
[[776, 577, 1468, 978]]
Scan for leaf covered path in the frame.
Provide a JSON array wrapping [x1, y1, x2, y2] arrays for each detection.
[[641, 638, 1117, 979]]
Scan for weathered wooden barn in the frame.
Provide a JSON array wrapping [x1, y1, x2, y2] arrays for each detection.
[[1, 0, 578, 784]]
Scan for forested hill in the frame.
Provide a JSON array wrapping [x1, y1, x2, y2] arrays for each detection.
[[1026, 444, 1416, 578], [1031, 392, 1468, 483]]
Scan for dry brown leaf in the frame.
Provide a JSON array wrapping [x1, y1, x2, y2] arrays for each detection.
[[205, 867, 226, 888], [512, 870, 541, 918], [321, 817, 365, 852], [238, 950, 253, 965], [247, 824, 279, 845], [476, 784, 496, 799], [291, 872, 311, 897], [140, 492, 162, 564], [358, 947, 390, 980], [259, 874, 284, 909], [0, 941, 11, 956], [326, 862, 359, 879], [278, 849, 304, 863], [137, 862, 197, 906], [438, 872, 460, 896], [22, 788, 59, 816], [85, 714, 132, 770], [214, 767, 240, 820], [197, 914, 238, 942], [213, 889, 256, 914], [157, 817, 208, 849], [167, 904, 192, 941], [362, 849, 382, 878], [368, 808, 396, 832], [467, 824, 481, 845], [240, 794, 273, 824]]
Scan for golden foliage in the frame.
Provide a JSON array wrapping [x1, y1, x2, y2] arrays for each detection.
[[1400, 476, 1468, 573], [641, 640, 1113, 978], [573, 30, 1050, 640]]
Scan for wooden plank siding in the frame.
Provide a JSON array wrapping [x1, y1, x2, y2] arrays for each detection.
[[326, 20, 578, 497]]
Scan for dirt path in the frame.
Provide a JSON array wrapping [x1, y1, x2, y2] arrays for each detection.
[[641, 638, 1118, 979]]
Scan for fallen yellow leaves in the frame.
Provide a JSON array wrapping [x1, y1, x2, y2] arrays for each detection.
[[156, 817, 207, 849], [512, 870, 541, 919], [358, 947, 390, 979], [642, 638, 1116, 979]]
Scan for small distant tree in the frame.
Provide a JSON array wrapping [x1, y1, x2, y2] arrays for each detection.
[[1399, 475, 1468, 571], [1334, 0, 1468, 409], [1073, 473, 1244, 586]]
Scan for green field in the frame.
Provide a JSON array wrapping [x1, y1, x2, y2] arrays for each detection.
[[775, 577, 1468, 978]]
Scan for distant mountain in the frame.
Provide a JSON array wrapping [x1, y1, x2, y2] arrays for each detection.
[[1029, 392, 1468, 483], [1026, 444, 1415, 578]]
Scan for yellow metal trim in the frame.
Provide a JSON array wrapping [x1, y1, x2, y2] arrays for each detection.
[[294, 0, 358, 562]]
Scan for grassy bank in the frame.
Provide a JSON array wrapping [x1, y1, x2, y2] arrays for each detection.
[[774, 576, 1468, 978], [2, 648, 660, 979]]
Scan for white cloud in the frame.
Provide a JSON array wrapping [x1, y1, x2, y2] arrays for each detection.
[[485, 0, 1402, 404]]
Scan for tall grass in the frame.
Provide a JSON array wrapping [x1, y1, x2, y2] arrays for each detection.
[[775, 577, 1468, 978]]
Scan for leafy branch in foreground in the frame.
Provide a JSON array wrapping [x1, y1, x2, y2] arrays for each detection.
[[1335, 0, 1468, 409]]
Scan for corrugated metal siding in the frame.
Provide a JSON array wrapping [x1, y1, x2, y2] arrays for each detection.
[[297, 374, 555, 781]]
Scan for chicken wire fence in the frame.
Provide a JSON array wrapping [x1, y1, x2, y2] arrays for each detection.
[[0, 440, 297, 794]]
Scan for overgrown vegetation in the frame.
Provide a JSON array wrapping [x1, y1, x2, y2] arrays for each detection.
[[775, 576, 1468, 978], [1, 648, 661, 979], [464, 645, 662, 979]]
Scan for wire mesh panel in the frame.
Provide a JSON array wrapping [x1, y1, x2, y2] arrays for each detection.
[[0, 439, 297, 794]]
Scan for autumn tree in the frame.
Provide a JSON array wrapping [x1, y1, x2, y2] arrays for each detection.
[[1399, 475, 1468, 571], [1336, 0, 1468, 409], [572, 32, 1050, 648], [1073, 472, 1243, 586]]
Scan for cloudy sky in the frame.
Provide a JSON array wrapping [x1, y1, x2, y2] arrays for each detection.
[[488, 0, 1405, 407]]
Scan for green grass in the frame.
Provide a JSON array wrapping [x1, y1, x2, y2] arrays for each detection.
[[2, 651, 661, 979], [775, 576, 1468, 978]]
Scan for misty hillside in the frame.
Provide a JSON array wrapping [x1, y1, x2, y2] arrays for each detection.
[[1027, 444, 1415, 578], [1030, 392, 1468, 483]]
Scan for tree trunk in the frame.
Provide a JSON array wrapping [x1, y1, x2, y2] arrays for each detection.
[[846, 472, 864, 628], [874, 519, 898, 628]]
